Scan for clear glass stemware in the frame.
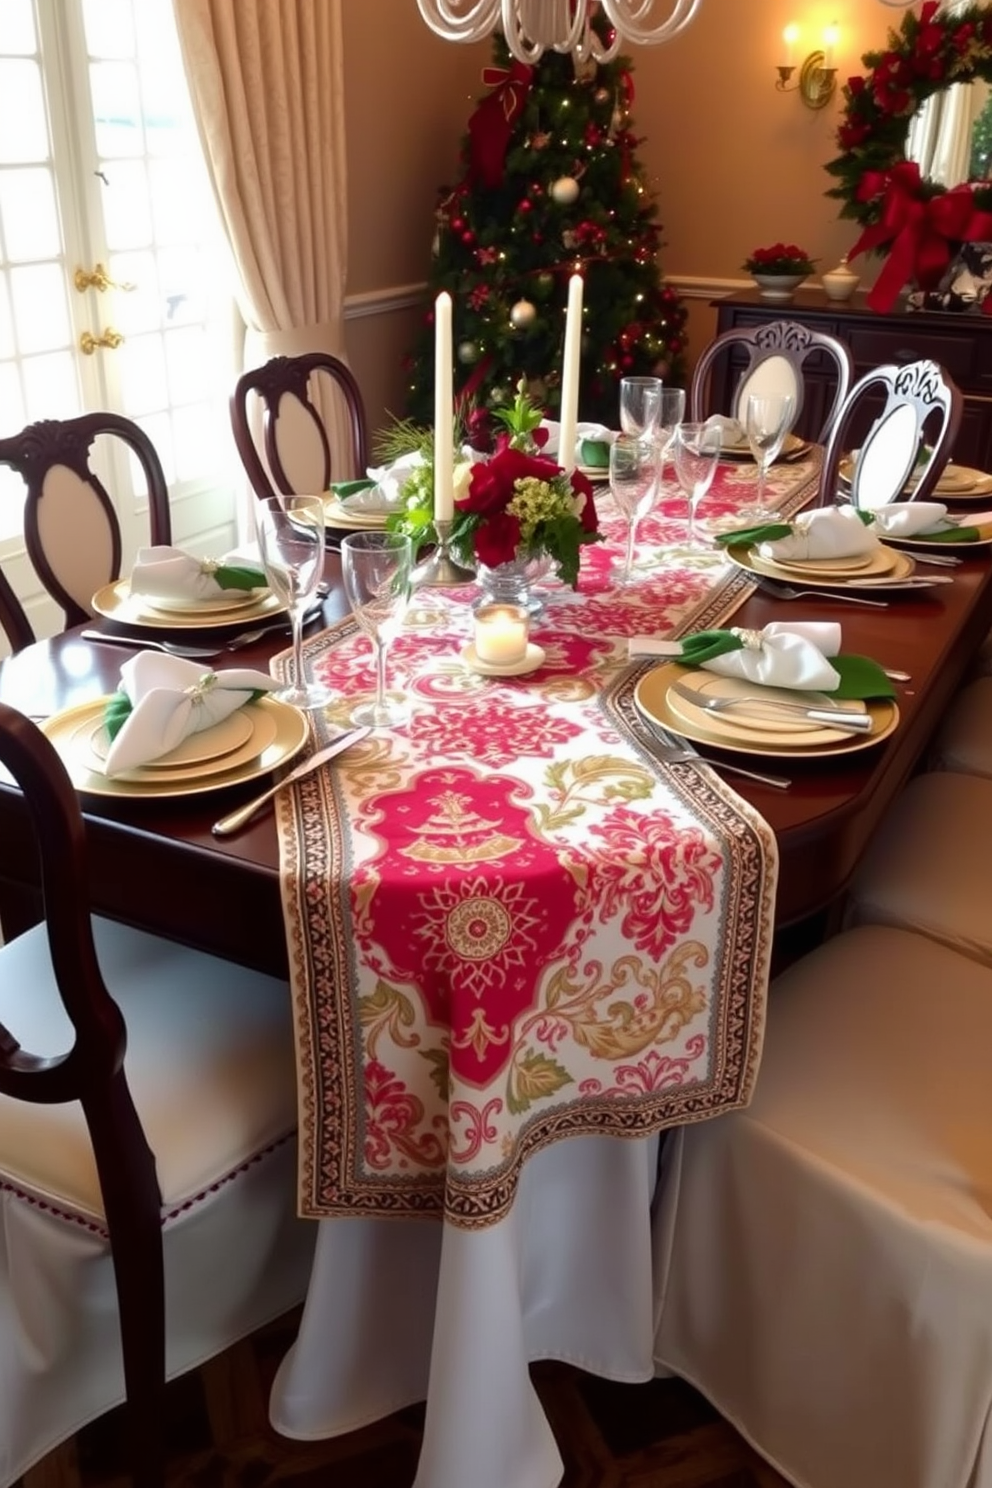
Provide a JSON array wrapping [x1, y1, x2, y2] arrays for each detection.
[[656, 386, 687, 483], [256, 495, 334, 711], [672, 421, 722, 550], [340, 531, 413, 728], [744, 392, 796, 518], [619, 375, 663, 439], [609, 433, 658, 584]]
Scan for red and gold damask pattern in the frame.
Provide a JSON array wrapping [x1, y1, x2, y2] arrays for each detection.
[[276, 459, 818, 1226]]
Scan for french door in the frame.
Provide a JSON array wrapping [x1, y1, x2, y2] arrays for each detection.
[[0, 0, 239, 644]]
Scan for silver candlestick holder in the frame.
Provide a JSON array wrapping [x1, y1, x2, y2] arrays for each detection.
[[412, 518, 476, 587]]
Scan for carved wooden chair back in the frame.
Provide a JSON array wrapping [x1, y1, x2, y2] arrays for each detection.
[[230, 352, 371, 501], [0, 412, 171, 651], [819, 359, 962, 510], [690, 320, 854, 443]]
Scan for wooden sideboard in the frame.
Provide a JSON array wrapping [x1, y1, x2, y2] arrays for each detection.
[[709, 287, 992, 466]]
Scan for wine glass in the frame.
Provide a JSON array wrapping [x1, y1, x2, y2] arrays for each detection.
[[619, 376, 663, 439], [340, 531, 413, 728], [672, 422, 722, 550], [656, 387, 687, 483], [744, 392, 796, 518], [256, 495, 334, 710], [609, 433, 658, 585]]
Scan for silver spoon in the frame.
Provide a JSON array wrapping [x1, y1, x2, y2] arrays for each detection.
[[752, 577, 889, 609]]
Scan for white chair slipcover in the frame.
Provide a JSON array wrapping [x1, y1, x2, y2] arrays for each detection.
[[0, 915, 315, 1486], [844, 769, 992, 964], [928, 675, 992, 778], [653, 925, 992, 1488]]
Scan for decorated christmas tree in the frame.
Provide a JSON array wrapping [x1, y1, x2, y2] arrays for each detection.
[[403, 23, 688, 438]]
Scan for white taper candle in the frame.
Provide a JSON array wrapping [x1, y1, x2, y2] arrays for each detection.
[[434, 290, 454, 522], [558, 273, 583, 475]]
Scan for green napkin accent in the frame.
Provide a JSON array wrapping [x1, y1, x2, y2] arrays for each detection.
[[330, 478, 376, 501], [676, 629, 895, 700], [579, 439, 610, 469], [713, 522, 792, 548], [103, 682, 269, 742], [213, 563, 267, 591], [917, 524, 981, 542]]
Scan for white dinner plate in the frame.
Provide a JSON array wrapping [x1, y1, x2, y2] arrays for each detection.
[[43, 695, 307, 797], [92, 580, 286, 631], [634, 662, 899, 760], [323, 496, 391, 531]]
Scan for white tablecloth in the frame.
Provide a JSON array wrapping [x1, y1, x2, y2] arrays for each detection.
[[270, 1132, 660, 1488]]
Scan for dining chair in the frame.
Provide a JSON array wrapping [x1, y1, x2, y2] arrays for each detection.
[[653, 923, 992, 1488], [0, 701, 315, 1488], [230, 351, 371, 502], [0, 412, 172, 652], [817, 357, 962, 510], [688, 319, 854, 443]]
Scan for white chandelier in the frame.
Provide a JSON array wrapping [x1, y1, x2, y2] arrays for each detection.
[[415, 0, 702, 66]]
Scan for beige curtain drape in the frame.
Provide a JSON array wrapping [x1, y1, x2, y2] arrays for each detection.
[[172, 0, 355, 515]]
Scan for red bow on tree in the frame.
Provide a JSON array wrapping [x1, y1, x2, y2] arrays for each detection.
[[849, 160, 992, 311], [467, 61, 534, 190]]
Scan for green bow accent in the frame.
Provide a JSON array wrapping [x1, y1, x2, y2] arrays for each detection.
[[676, 628, 895, 700], [330, 478, 376, 502], [915, 524, 980, 542], [212, 563, 267, 591], [103, 682, 269, 742], [713, 522, 793, 548], [579, 439, 610, 469]]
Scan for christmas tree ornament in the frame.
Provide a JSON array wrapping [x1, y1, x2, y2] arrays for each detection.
[[458, 341, 480, 364], [510, 299, 537, 330], [550, 175, 580, 205], [535, 272, 555, 297], [594, 87, 610, 103]]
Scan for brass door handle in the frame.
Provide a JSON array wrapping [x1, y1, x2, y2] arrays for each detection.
[[74, 263, 135, 293], [79, 327, 124, 355]]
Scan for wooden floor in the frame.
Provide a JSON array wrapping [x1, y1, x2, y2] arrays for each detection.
[[21, 1309, 793, 1488]]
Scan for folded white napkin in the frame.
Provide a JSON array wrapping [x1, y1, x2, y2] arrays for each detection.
[[130, 546, 266, 605], [629, 621, 843, 691], [705, 414, 745, 446], [539, 420, 615, 461], [104, 652, 275, 777], [758, 507, 880, 563], [869, 502, 951, 537], [348, 450, 428, 513]]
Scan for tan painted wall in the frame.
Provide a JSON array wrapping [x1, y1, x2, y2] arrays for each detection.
[[341, 1, 901, 434]]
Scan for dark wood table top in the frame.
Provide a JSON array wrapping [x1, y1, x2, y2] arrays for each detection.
[[2, 549, 991, 976]]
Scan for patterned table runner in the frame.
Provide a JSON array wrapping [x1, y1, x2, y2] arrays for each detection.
[[275, 456, 819, 1225]]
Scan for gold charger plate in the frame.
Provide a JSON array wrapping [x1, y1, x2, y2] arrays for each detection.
[[635, 662, 898, 760], [727, 542, 916, 589], [719, 432, 808, 463], [839, 455, 992, 498], [141, 588, 261, 616], [666, 671, 870, 749], [93, 580, 286, 631], [881, 526, 992, 552], [756, 545, 901, 581], [43, 696, 307, 798], [77, 708, 281, 785], [323, 496, 390, 531], [577, 463, 611, 481]]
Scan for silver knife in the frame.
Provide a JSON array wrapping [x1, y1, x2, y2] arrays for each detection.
[[211, 726, 371, 836], [670, 680, 874, 732]]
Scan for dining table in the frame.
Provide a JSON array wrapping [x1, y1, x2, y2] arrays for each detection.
[[2, 446, 992, 1488]]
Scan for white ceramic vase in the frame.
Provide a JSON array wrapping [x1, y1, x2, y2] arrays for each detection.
[[751, 272, 807, 302]]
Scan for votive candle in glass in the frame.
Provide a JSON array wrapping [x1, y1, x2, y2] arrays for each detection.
[[474, 603, 529, 666]]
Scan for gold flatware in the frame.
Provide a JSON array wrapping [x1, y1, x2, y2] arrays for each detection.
[[211, 726, 370, 836]]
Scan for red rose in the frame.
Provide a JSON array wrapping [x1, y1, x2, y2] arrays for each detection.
[[474, 509, 521, 567]]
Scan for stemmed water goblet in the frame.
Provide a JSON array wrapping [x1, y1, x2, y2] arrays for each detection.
[[256, 494, 334, 710], [672, 421, 723, 550], [609, 433, 658, 585], [340, 531, 413, 728], [619, 375, 663, 439], [744, 392, 796, 519]]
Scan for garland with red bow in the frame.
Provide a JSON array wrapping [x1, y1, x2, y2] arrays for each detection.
[[467, 61, 534, 189], [825, 2, 992, 307]]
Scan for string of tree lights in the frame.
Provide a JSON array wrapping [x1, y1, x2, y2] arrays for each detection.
[[403, 19, 688, 438]]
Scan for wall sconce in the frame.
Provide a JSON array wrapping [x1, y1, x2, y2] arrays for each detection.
[[776, 22, 838, 110]]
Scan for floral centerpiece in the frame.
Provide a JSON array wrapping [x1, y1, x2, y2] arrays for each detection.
[[384, 383, 602, 590], [743, 242, 817, 276]]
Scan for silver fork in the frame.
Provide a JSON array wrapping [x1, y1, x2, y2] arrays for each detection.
[[636, 711, 792, 790], [79, 630, 221, 659]]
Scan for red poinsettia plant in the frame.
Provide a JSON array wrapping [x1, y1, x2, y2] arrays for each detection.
[[450, 384, 602, 588], [743, 242, 816, 276]]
